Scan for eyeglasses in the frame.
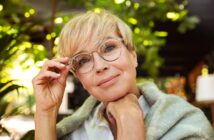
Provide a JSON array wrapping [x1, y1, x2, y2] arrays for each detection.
[[68, 38, 123, 74]]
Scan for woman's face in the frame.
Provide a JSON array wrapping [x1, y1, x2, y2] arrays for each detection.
[[75, 32, 138, 102]]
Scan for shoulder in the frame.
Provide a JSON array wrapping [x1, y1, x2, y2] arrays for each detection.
[[138, 82, 214, 140], [57, 96, 98, 139]]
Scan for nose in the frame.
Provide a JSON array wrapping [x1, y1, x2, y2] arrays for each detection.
[[93, 52, 109, 74]]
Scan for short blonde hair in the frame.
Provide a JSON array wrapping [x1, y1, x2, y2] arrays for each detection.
[[58, 10, 134, 57]]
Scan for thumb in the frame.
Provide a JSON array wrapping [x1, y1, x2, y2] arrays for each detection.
[[106, 110, 117, 137], [58, 65, 71, 86], [107, 111, 115, 123]]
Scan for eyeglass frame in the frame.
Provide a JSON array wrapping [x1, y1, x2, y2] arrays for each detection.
[[68, 37, 125, 74]]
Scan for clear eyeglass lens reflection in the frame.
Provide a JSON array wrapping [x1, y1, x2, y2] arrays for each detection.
[[69, 38, 122, 74]]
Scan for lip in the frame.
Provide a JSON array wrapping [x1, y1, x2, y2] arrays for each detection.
[[97, 74, 119, 88]]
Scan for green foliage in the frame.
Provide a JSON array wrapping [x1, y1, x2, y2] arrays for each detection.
[[0, 69, 23, 137], [0, 127, 10, 137], [0, 0, 48, 63], [0, 81, 21, 100], [0, 9, 25, 132], [178, 16, 200, 33], [20, 130, 35, 140], [0, 0, 46, 138]]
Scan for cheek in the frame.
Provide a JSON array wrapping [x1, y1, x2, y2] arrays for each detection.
[[114, 58, 137, 85], [120, 56, 137, 75], [78, 76, 93, 91], [79, 75, 101, 98], [119, 56, 137, 85], [122, 68, 136, 88]]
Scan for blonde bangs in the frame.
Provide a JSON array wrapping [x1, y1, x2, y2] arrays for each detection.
[[58, 10, 134, 58]]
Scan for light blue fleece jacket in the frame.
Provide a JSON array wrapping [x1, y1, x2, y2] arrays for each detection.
[[57, 82, 214, 140]]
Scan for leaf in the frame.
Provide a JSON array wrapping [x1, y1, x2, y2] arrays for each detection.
[[0, 101, 9, 117], [20, 129, 35, 140], [8, 105, 21, 116], [0, 126, 10, 136], [178, 16, 200, 33], [0, 80, 13, 90], [0, 94, 22, 117], [0, 84, 22, 100], [0, 34, 15, 52]]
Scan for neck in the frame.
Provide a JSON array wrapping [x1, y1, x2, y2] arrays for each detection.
[[133, 85, 141, 98]]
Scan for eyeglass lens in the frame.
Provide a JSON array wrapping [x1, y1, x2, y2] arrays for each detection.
[[70, 38, 122, 74]]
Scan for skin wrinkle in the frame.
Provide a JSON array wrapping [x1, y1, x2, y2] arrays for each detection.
[[75, 32, 139, 103]]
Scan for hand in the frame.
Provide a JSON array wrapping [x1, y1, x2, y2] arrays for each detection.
[[106, 94, 144, 140], [32, 57, 71, 113]]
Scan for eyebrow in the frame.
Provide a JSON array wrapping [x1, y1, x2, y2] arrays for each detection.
[[72, 36, 117, 57]]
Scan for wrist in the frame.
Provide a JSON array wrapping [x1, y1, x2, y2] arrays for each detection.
[[116, 111, 144, 140], [35, 103, 59, 116], [34, 108, 58, 140], [117, 108, 143, 123], [116, 113, 144, 129]]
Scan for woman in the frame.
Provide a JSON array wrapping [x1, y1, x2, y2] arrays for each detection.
[[33, 10, 214, 140]]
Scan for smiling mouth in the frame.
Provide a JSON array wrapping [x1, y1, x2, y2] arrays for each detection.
[[98, 75, 119, 88]]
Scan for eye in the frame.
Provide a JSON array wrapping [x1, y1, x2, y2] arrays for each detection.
[[103, 44, 117, 53], [78, 57, 90, 66], [73, 54, 91, 69]]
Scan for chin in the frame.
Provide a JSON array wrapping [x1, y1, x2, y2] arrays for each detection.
[[90, 77, 136, 102], [96, 88, 129, 102]]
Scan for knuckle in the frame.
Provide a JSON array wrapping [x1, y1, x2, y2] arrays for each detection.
[[127, 93, 137, 100], [32, 73, 39, 83], [107, 102, 114, 109], [32, 77, 36, 83], [52, 57, 59, 61], [44, 60, 51, 66], [32, 76, 39, 86]]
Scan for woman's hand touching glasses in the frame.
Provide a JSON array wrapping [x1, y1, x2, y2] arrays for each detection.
[[32, 57, 71, 113]]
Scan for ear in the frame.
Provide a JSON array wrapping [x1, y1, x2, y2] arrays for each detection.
[[131, 51, 138, 68]]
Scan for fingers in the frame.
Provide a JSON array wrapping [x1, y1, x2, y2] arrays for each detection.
[[34, 71, 61, 85], [42, 57, 70, 71], [105, 110, 117, 135], [108, 93, 138, 106], [106, 93, 141, 116], [42, 57, 71, 76], [124, 93, 138, 102], [52, 57, 70, 64], [32, 57, 71, 86]]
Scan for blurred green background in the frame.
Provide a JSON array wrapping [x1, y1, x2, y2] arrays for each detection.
[[1, 0, 213, 139]]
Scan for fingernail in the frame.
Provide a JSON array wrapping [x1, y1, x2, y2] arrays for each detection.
[[60, 64, 65, 67]]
